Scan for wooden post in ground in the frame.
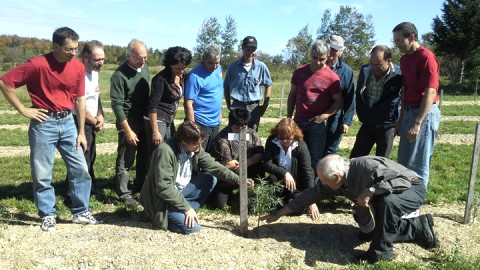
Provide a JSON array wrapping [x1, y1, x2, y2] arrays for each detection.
[[464, 123, 480, 224], [278, 82, 285, 118], [238, 127, 248, 234], [228, 127, 250, 235]]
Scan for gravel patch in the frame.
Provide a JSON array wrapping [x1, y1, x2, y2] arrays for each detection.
[[0, 203, 478, 269]]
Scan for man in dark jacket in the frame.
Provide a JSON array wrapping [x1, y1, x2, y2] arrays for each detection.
[[261, 154, 437, 264], [350, 45, 402, 158]]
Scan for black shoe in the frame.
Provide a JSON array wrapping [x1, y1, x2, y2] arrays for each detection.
[[123, 197, 144, 211], [358, 231, 374, 242], [353, 252, 379, 264], [418, 214, 437, 249]]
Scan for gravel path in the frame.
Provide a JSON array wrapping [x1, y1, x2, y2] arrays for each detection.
[[0, 203, 478, 269]]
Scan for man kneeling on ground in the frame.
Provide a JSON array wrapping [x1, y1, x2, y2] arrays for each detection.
[[140, 121, 250, 234], [260, 154, 437, 264]]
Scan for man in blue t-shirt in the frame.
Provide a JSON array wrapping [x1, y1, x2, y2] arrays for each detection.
[[184, 43, 223, 152]]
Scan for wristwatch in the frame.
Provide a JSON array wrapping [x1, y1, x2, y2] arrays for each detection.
[[368, 186, 376, 195]]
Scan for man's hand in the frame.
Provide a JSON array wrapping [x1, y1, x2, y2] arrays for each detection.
[[357, 188, 373, 208], [184, 208, 198, 228], [94, 115, 105, 132], [125, 130, 139, 146], [76, 133, 88, 152], [342, 124, 349, 134], [314, 114, 328, 123], [307, 203, 320, 220], [259, 211, 281, 224], [408, 122, 421, 143], [284, 172, 296, 192], [21, 108, 49, 122]]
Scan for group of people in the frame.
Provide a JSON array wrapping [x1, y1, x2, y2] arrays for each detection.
[[0, 20, 440, 264]]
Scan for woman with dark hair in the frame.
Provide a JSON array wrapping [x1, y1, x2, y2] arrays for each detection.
[[263, 118, 320, 218], [144, 46, 192, 160]]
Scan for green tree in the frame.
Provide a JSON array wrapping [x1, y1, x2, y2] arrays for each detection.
[[221, 15, 238, 66], [432, 0, 480, 83], [316, 6, 375, 69], [193, 17, 222, 63], [285, 24, 313, 68]]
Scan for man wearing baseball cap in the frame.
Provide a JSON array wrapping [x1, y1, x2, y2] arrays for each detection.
[[324, 35, 355, 156], [224, 35, 273, 131]]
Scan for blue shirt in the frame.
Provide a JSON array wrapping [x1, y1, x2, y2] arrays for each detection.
[[184, 63, 223, 127], [224, 58, 273, 102]]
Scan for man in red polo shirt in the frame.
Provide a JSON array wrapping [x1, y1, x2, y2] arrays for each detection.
[[392, 22, 440, 189], [0, 27, 98, 232]]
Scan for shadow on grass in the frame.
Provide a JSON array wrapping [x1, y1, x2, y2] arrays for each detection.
[[250, 222, 363, 267]]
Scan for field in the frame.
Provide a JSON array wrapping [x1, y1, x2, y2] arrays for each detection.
[[0, 67, 480, 269]]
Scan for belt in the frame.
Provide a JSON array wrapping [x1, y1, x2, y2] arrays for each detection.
[[47, 110, 71, 119], [233, 100, 259, 105], [403, 102, 436, 110]]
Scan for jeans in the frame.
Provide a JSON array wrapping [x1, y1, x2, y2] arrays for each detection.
[[29, 114, 91, 217], [324, 111, 343, 155], [167, 173, 217, 234], [398, 104, 440, 189], [116, 118, 148, 198], [295, 120, 328, 171], [198, 123, 219, 153], [350, 125, 396, 159]]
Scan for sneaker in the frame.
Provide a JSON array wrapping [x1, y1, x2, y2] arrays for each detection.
[[124, 197, 144, 211], [41, 216, 56, 232], [72, 211, 99, 225]]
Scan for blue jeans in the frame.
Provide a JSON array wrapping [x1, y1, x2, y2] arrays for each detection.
[[295, 120, 328, 171], [398, 104, 440, 189], [29, 114, 91, 217], [324, 111, 343, 155], [167, 173, 217, 234]]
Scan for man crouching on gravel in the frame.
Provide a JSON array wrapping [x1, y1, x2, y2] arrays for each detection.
[[140, 121, 252, 234], [260, 154, 437, 264]]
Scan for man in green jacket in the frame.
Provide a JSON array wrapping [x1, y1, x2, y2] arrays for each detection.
[[140, 121, 242, 234]]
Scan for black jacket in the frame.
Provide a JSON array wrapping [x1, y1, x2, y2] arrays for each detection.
[[355, 63, 402, 128], [263, 135, 315, 191]]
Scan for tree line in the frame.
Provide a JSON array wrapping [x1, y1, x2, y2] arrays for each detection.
[[1, 2, 479, 87]]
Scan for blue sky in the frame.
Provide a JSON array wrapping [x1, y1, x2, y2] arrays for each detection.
[[1, 0, 445, 56]]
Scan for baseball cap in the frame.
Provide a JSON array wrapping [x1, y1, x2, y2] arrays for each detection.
[[242, 36, 257, 48], [328, 35, 345, 51]]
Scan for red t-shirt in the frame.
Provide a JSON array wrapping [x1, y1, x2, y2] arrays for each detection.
[[1, 52, 85, 111], [400, 46, 439, 105], [291, 64, 341, 121]]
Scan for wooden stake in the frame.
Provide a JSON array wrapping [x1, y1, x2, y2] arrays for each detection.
[[464, 123, 480, 224], [238, 127, 248, 234]]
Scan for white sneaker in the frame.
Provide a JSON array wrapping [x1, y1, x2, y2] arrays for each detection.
[[72, 211, 99, 224], [41, 216, 56, 232]]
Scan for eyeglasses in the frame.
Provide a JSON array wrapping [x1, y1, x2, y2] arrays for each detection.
[[372, 63, 387, 68], [62, 46, 78, 54], [278, 136, 293, 141]]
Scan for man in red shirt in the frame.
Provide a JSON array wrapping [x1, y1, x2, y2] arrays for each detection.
[[287, 39, 343, 171], [392, 22, 440, 189], [0, 27, 98, 232]]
